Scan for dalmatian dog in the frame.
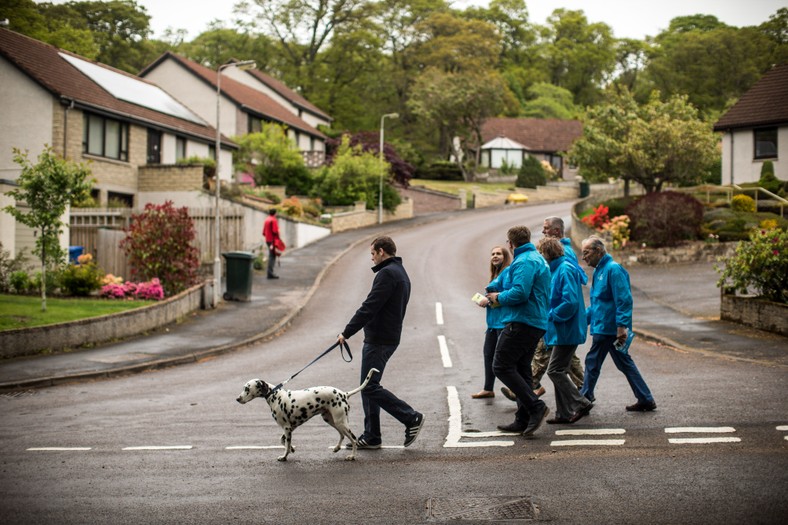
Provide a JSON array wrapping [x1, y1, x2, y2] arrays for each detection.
[[236, 368, 379, 461]]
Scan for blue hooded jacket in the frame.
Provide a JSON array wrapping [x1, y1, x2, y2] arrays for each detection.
[[484, 266, 509, 330], [545, 256, 587, 346], [560, 237, 588, 285], [495, 243, 550, 330], [586, 253, 633, 335]]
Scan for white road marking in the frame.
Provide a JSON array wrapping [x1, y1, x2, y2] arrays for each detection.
[[668, 437, 742, 444], [438, 335, 452, 368], [435, 302, 444, 325], [225, 446, 284, 450], [550, 439, 626, 447], [445, 386, 513, 448], [665, 427, 736, 433], [27, 447, 91, 451], [461, 431, 520, 438], [776, 425, 788, 431], [122, 446, 193, 451], [555, 428, 626, 436]]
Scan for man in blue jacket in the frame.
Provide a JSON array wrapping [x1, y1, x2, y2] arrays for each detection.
[[579, 236, 657, 411], [487, 226, 551, 437], [338, 236, 425, 449]]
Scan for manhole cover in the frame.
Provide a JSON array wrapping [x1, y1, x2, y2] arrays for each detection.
[[426, 497, 539, 522]]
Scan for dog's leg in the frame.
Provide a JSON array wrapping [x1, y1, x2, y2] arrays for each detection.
[[279, 430, 294, 461]]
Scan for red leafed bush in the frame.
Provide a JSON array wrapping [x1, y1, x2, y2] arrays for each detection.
[[625, 191, 705, 247], [581, 204, 610, 230], [120, 201, 200, 296]]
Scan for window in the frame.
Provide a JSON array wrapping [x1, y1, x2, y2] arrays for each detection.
[[208, 144, 216, 160], [754, 127, 778, 159], [83, 113, 128, 161], [176, 136, 187, 161], [248, 115, 262, 134]]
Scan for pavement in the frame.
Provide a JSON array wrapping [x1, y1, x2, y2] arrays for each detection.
[[1, 209, 786, 391]]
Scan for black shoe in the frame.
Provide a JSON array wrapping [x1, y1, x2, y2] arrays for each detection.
[[569, 403, 594, 423], [497, 420, 527, 433], [345, 435, 381, 449], [267, 274, 280, 279], [500, 386, 517, 402], [626, 400, 657, 412], [522, 406, 550, 437], [404, 413, 425, 447]]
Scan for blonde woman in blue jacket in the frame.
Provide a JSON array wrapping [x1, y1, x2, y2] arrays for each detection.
[[538, 237, 594, 424], [471, 245, 512, 399]]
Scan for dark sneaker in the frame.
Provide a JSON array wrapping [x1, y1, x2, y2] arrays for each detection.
[[500, 386, 517, 402], [569, 403, 594, 423], [522, 405, 550, 437], [404, 413, 425, 447], [497, 420, 528, 432], [345, 435, 381, 450], [626, 400, 657, 412]]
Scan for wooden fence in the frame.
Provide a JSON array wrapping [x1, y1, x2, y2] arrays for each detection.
[[69, 207, 245, 278]]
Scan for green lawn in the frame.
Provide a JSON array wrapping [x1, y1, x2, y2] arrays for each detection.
[[409, 179, 517, 207], [0, 294, 154, 331]]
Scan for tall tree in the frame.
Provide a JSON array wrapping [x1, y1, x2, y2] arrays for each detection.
[[408, 68, 512, 180], [178, 25, 274, 71], [537, 8, 616, 107], [568, 90, 718, 194], [521, 82, 578, 119], [236, 0, 371, 98], [645, 21, 775, 118]]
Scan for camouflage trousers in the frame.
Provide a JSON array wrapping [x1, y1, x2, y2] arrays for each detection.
[[531, 339, 584, 390]]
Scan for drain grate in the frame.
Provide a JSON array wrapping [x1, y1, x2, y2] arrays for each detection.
[[0, 390, 38, 399], [426, 496, 539, 522]]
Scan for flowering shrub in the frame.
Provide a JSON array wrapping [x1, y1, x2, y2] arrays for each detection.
[[731, 194, 756, 213], [121, 201, 199, 296], [626, 191, 705, 248], [581, 205, 610, 230], [716, 226, 788, 303], [59, 252, 104, 296], [601, 215, 631, 250], [100, 276, 164, 300]]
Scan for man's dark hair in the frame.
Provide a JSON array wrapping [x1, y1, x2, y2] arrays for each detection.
[[268, 209, 277, 216], [371, 236, 397, 256], [507, 226, 531, 248]]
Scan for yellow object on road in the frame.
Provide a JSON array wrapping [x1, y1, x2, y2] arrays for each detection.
[[506, 193, 529, 204]]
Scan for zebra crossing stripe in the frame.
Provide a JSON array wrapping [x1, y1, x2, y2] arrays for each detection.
[[665, 427, 735, 433], [550, 439, 626, 447], [27, 447, 91, 451], [668, 437, 741, 444], [122, 446, 193, 450]]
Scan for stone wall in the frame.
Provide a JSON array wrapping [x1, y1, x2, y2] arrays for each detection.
[[473, 183, 578, 209], [0, 283, 206, 359], [399, 186, 463, 214], [721, 294, 788, 336], [330, 198, 414, 233]]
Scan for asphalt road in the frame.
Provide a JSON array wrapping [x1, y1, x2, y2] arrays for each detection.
[[1, 202, 785, 525]]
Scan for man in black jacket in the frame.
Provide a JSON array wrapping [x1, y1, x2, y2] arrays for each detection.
[[338, 236, 425, 449]]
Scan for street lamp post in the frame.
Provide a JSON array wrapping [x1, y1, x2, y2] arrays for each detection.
[[213, 60, 256, 308], [378, 113, 399, 224]]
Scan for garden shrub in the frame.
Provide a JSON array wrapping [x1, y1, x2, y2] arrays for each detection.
[[759, 161, 780, 194], [0, 242, 27, 293], [716, 226, 788, 303], [279, 197, 304, 218], [417, 161, 463, 181], [626, 191, 705, 247], [581, 204, 610, 230], [731, 194, 756, 213], [10, 271, 31, 293], [120, 201, 200, 296], [59, 253, 103, 296], [516, 156, 547, 188]]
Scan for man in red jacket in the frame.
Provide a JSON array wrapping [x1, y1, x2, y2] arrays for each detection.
[[262, 209, 280, 279]]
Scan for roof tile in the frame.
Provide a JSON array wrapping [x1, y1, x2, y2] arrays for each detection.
[[714, 63, 788, 131]]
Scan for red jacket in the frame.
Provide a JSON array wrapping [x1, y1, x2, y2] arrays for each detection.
[[263, 215, 279, 244]]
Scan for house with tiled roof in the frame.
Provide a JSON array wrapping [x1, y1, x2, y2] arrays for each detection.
[[478, 118, 583, 179], [714, 63, 788, 184], [0, 28, 236, 259], [139, 52, 328, 168]]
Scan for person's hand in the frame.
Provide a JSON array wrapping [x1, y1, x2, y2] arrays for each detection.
[[486, 292, 499, 306], [616, 326, 628, 346], [337, 334, 346, 345], [477, 296, 490, 307]]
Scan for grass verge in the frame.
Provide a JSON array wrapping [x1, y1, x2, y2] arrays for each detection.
[[0, 294, 154, 332], [409, 179, 516, 207]]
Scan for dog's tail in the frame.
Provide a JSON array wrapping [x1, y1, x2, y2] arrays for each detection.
[[346, 368, 380, 397]]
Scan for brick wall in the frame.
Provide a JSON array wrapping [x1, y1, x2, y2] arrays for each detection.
[[138, 165, 203, 192], [721, 294, 788, 336], [399, 186, 463, 214]]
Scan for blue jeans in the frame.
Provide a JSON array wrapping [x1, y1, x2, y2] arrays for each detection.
[[580, 334, 654, 403], [482, 328, 500, 391], [359, 342, 419, 443], [493, 322, 547, 424]]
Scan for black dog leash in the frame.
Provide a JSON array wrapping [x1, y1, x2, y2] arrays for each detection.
[[269, 340, 352, 394]]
